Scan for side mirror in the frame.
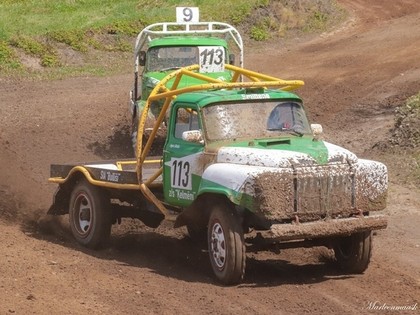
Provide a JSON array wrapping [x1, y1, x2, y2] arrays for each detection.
[[311, 124, 323, 140], [139, 51, 146, 66], [229, 53, 235, 65], [182, 130, 204, 144]]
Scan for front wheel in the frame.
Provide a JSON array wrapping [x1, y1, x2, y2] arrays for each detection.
[[208, 203, 245, 285], [334, 231, 372, 273], [69, 179, 112, 249]]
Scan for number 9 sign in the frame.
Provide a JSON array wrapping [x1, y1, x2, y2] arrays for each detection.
[[176, 7, 199, 23]]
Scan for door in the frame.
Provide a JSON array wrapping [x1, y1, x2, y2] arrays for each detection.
[[163, 105, 205, 206]]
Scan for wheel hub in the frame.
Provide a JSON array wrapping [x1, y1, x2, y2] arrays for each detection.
[[210, 222, 226, 269], [74, 193, 92, 235]]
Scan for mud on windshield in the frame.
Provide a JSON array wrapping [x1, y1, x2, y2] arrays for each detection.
[[146, 46, 198, 72], [202, 100, 311, 142]]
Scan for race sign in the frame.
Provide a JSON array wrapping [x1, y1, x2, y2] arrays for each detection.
[[176, 7, 199, 23], [198, 46, 225, 73], [170, 158, 192, 190]]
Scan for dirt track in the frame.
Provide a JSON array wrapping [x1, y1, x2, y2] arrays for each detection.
[[0, 1, 419, 314]]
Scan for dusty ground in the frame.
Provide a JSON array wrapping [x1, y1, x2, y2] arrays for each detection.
[[1, 0, 419, 314]]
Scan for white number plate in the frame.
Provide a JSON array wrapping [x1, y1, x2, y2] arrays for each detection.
[[176, 7, 199, 23], [198, 46, 225, 73], [170, 158, 192, 190]]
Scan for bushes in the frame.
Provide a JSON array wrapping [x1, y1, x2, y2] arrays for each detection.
[[390, 92, 420, 148], [0, 40, 22, 70], [9, 35, 60, 67]]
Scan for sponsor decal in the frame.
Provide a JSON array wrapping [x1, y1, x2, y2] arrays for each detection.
[[99, 170, 121, 183], [241, 94, 270, 100], [168, 188, 195, 201]]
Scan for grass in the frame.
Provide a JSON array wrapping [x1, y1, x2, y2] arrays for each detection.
[[0, 40, 22, 71], [0, 0, 345, 76], [375, 91, 420, 187], [0, 0, 142, 40]]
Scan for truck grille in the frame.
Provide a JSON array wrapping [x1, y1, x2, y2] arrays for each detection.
[[254, 164, 355, 222]]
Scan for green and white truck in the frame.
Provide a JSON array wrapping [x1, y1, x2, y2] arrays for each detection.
[[129, 9, 243, 152], [48, 64, 388, 285]]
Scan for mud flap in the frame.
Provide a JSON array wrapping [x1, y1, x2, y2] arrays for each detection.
[[48, 185, 71, 215]]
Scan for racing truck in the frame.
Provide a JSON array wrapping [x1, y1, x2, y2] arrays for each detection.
[[48, 65, 388, 285], [129, 17, 243, 153]]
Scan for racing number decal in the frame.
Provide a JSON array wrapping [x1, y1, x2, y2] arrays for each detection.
[[200, 48, 223, 66], [176, 7, 199, 23], [199, 46, 225, 73], [182, 8, 193, 22], [171, 159, 192, 189]]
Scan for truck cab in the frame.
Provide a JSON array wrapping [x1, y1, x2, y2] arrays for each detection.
[[163, 88, 387, 225]]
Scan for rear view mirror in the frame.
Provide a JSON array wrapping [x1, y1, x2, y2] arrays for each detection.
[[139, 51, 146, 66], [311, 123, 323, 140], [182, 130, 204, 144], [229, 53, 235, 65]]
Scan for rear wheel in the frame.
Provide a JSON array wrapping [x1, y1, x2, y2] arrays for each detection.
[[69, 180, 112, 249], [334, 231, 372, 273], [208, 203, 245, 285]]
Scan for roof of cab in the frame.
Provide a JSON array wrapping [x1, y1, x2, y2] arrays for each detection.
[[148, 37, 228, 48], [173, 89, 302, 108]]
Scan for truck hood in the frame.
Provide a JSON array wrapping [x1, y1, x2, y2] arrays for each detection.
[[215, 141, 358, 167]]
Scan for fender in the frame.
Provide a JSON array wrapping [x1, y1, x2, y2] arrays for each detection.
[[197, 163, 258, 210]]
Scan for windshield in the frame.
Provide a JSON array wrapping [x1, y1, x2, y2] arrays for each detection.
[[202, 100, 311, 142], [146, 46, 198, 71]]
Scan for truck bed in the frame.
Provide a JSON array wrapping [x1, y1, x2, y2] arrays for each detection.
[[49, 158, 162, 187]]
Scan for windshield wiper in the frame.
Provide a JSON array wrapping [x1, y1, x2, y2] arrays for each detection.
[[160, 67, 181, 72]]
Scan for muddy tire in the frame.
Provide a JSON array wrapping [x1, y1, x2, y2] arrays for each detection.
[[334, 231, 372, 273], [207, 203, 245, 285], [69, 180, 112, 249]]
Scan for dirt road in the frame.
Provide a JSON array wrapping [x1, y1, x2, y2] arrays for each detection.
[[0, 1, 419, 314]]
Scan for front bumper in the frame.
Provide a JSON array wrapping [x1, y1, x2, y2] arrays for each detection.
[[258, 215, 387, 241]]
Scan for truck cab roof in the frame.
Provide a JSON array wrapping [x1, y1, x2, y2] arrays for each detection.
[[148, 37, 229, 48], [173, 88, 303, 108]]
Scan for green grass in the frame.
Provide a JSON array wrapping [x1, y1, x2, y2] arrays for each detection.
[[0, 0, 143, 40], [0, 40, 22, 71], [0, 0, 345, 76], [0, 0, 265, 40]]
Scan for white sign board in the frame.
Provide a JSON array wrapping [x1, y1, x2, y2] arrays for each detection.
[[198, 46, 225, 73], [176, 7, 199, 23]]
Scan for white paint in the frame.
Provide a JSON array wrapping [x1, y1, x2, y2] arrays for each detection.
[[202, 163, 293, 194], [355, 159, 388, 198], [217, 147, 315, 168], [324, 142, 358, 164]]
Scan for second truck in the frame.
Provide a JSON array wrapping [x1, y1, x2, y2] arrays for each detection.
[[129, 14, 243, 154]]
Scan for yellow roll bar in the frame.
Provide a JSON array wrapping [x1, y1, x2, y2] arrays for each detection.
[[135, 64, 304, 183]]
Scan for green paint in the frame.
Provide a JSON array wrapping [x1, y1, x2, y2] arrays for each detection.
[[149, 37, 228, 49], [198, 178, 256, 210], [222, 137, 329, 165]]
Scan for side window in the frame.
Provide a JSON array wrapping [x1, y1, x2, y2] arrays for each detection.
[[174, 108, 200, 139]]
